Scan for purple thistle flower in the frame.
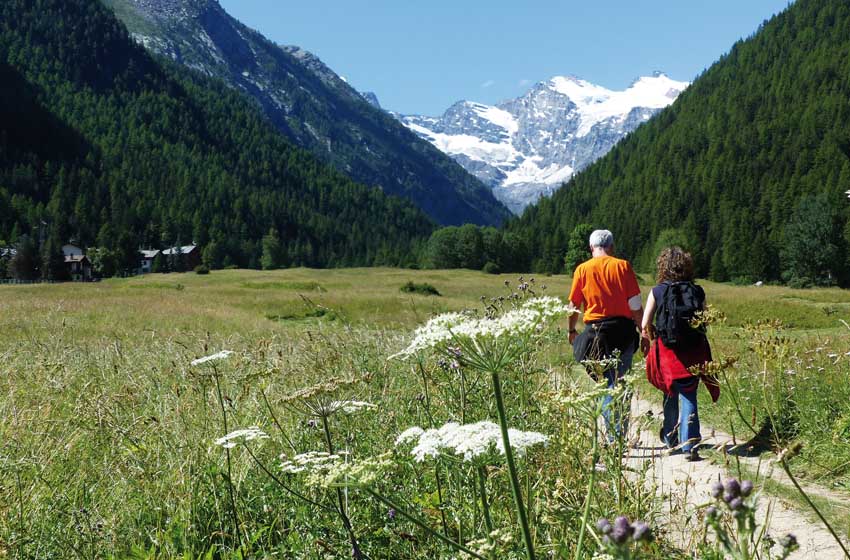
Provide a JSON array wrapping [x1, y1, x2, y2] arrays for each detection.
[[611, 516, 632, 544], [710, 480, 724, 499], [387, 508, 396, 521], [728, 497, 744, 511], [631, 520, 652, 542], [740, 480, 754, 497], [596, 518, 612, 535], [724, 478, 741, 498], [705, 506, 718, 520]]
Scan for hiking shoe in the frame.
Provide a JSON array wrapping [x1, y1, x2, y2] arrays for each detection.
[[684, 449, 701, 462], [659, 426, 678, 449]]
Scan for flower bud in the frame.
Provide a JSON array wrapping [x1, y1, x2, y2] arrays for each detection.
[[724, 478, 741, 498], [611, 516, 632, 544], [710, 480, 724, 499], [631, 521, 652, 542], [596, 518, 612, 535], [740, 480, 754, 497], [728, 497, 744, 511]]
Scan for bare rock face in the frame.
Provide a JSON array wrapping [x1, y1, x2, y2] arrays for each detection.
[[399, 73, 689, 213]]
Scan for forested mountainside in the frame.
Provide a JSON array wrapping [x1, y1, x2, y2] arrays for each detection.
[[509, 0, 850, 285], [102, 0, 510, 227], [0, 0, 435, 271]]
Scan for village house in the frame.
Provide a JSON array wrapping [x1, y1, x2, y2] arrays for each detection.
[[161, 244, 201, 270], [62, 244, 92, 281], [139, 249, 160, 273]]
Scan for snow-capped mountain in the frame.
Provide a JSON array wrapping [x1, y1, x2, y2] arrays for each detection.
[[399, 73, 689, 213]]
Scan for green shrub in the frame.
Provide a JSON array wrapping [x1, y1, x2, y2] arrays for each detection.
[[400, 281, 440, 296], [482, 261, 500, 274], [194, 265, 210, 275]]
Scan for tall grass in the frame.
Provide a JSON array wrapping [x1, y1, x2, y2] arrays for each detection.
[[0, 269, 848, 557]]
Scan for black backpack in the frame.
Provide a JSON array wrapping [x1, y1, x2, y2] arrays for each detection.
[[654, 281, 706, 348]]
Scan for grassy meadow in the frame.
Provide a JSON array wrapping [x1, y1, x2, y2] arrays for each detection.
[[1, 268, 849, 558]]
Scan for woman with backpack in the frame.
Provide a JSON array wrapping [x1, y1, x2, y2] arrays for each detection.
[[640, 247, 718, 462]]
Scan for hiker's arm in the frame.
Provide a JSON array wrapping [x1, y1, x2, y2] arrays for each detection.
[[568, 310, 580, 344], [641, 291, 656, 338], [628, 294, 643, 327]]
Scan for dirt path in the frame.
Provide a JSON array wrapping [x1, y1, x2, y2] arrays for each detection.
[[625, 394, 849, 559]]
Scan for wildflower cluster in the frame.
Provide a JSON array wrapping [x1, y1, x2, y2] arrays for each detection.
[[306, 452, 393, 489], [279, 451, 346, 474], [214, 426, 269, 448], [390, 297, 578, 359], [704, 477, 799, 560], [326, 400, 377, 414], [458, 528, 514, 559], [707, 477, 755, 516], [395, 421, 548, 463], [191, 350, 234, 366], [279, 374, 373, 417], [596, 515, 653, 557]]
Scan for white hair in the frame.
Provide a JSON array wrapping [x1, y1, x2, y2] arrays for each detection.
[[589, 229, 614, 249]]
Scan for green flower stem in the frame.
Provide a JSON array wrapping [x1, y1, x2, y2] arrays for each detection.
[[259, 386, 297, 453], [212, 367, 242, 547], [778, 457, 850, 559], [476, 466, 494, 536], [490, 370, 536, 560], [321, 414, 364, 560], [365, 489, 486, 560], [574, 406, 599, 560], [242, 445, 334, 513]]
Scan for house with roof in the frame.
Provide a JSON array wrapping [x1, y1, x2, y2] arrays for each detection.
[[62, 244, 91, 281], [139, 249, 160, 274], [161, 244, 201, 271]]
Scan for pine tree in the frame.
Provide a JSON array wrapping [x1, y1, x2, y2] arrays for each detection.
[[261, 228, 283, 270], [563, 223, 594, 275], [9, 235, 38, 280]]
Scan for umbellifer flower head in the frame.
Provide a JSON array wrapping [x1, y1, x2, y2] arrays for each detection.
[[395, 421, 548, 463], [191, 350, 234, 366], [214, 426, 269, 448], [390, 297, 579, 359]]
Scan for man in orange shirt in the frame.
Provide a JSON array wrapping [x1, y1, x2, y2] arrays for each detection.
[[568, 229, 645, 442]]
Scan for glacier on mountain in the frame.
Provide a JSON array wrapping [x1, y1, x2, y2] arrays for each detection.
[[399, 72, 689, 213]]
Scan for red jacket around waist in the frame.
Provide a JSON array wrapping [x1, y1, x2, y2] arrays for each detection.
[[646, 336, 719, 402]]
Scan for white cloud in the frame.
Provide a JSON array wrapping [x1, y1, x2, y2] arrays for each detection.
[[480, 79, 496, 88], [518, 78, 531, 87]]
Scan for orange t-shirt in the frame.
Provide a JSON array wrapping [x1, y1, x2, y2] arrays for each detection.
[[569, 256, 641, 322]]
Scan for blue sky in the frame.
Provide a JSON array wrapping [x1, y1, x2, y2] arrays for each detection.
[[219, 0, 793, 116]]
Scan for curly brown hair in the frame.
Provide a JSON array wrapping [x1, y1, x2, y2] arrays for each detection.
[[656, 246, 694, 283]]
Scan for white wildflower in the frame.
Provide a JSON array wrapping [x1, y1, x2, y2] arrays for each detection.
[[396, 421, 548, 462], [214, 426, 269, 448], [389, 312, 469, 358], [391, 297, 578, 359], [306, 452, 393, 489], [395, 426, 425, 446], [327, 400, 377, 414], [191, 350, 233, 366], [279, 450, 346, 474]]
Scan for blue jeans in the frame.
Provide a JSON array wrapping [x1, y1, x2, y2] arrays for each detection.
[[601, 344, 635, 442], [662, 379, 701, 451]]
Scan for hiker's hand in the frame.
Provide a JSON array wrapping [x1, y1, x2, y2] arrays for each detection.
[[640, 335, 650, 356], [569, 330, 578, 344]]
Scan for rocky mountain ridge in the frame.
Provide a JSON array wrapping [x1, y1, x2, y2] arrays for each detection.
[[102, 0, 510, 226]]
